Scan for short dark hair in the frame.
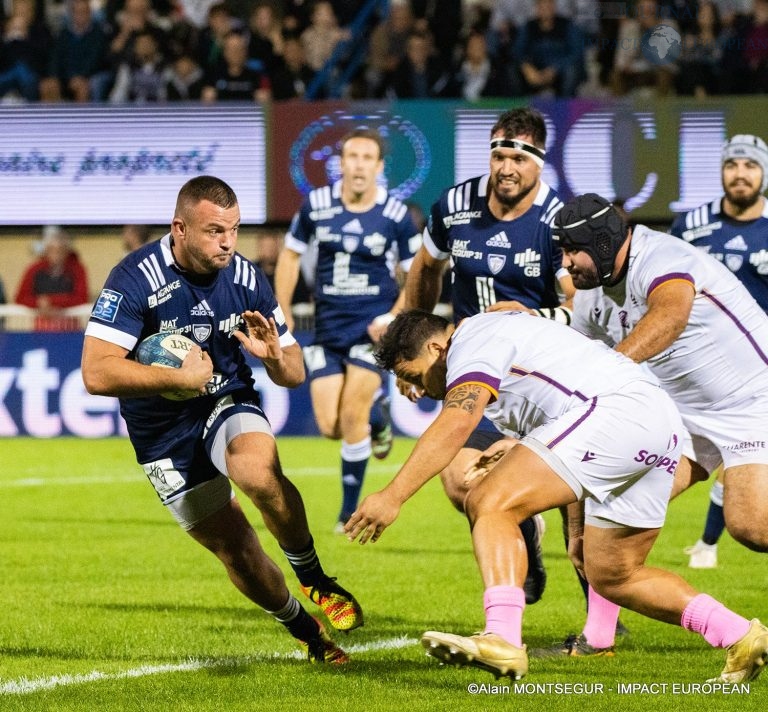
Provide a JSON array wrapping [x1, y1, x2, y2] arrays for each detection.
[[374, 309, 450, 372], [491, 108, 547, 149], [176, 176, 238, 216], [340, 128, 386, 160]]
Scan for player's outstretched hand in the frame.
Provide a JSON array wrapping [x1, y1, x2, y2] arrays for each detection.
[[179, 345, 214, 394], [344, 490, 402, 544], [234, 310, 282, 361], [463, 438, 518, 485]]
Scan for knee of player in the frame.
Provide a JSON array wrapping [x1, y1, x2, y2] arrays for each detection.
[[464, 482, 527, 524], [726, 520, 768, 552]]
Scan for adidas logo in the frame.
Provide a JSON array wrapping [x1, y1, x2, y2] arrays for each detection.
[[724, 235, 748, 251], [486, 231, 511, 248], [191, 299, 214, 317], [341, 218, 364, 234]]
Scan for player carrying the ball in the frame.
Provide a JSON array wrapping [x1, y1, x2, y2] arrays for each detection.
[[82, 175, 362, 664]]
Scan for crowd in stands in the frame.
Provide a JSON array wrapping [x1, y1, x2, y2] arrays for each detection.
[[1, 0, 767, 104]]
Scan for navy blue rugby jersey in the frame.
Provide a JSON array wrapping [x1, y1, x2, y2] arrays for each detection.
[[669, 198, 768, 312], [85, 233, 293, 456], [285, 182, 421, 350], [425, 176, 565, 322]]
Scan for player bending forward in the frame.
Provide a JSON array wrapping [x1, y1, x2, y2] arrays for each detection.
[[345, 309, 768, 682]]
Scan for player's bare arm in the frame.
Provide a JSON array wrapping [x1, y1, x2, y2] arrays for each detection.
[[82, 336, 212, 397], [615, 280, 695, 363], [345, 384, 491, 544], [273, 247, 302, 333], [234, 310, 305, 388], [403, 246, 445, 311]]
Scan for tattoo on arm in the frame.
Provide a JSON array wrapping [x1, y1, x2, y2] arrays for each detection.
[[444, 384, 482, 414]]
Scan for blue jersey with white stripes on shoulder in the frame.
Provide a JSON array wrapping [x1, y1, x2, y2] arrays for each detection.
[[85, 233, 292, 458], [285, 182, 421, 350], [669, 197, 768, 312], [424, 176, 565, 322]]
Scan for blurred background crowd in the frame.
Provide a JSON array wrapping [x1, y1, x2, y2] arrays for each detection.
[[1, 0, 767, 105]]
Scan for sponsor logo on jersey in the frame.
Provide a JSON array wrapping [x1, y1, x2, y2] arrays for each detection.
[[486, 231, 511, 248], [724, 235, 748, 251], [723, 440, 766, 452], [513, 248, 541, 276], [341, 218, 364, 234], [725, 254, 744, 271], [749, 249, 768, 274], [681, 221, 722, 242], [316, 226, 337, 243], [443, 210, 482, 228], [581, 451, 597, 462], [487, 254, 506, 275], [193, 323, 212, 342], [148, 279, 181, 307], [218, 313, 242, 337], [451, 239, 482, 259], [342, 235, 359, 253], [619, 310, 629, 328], [159, 318, 179, 331], [309, 206, 343, 221], [634, 449, 678, 473], [191, 299, 214, 317], [363, 232, 387, 256], [142, 458, 185, 499], [92, 289, 123, 323]]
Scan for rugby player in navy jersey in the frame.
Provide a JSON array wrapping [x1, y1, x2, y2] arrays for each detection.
[[670, 134, 768, 570], [401, 108, 574, 606], [275, 128, 422, 532], [82, 176, 362, 664]]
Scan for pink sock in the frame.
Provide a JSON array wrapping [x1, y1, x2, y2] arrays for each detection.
[[681, 594, 751, 648], [582, 586, 621, 649], [483, 585, 525, 647]]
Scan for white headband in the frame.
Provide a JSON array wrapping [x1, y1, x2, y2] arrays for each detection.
[[490, 138, 546, 167], [722, 134, 768, 193]]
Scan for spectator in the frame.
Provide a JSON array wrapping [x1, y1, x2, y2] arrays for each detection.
[[106, 0, 168, 74], [247, 1, 284, 74], [15, 227, 89, 332], [300, 0, 349, 72], [122, 224, 153, 252], [201, 30, 271, 102], [195, 1, 240, 76], [109, 29, 168, 102], [382, 30, 456, 98], [365, 0, 414, 97], [163, 51, 204, 100], [675, 0, 725, 96], [39, 0, 111, 102], [743, 0, 768, 93], [411, 0, 462, 68], [513, 0, 586, 97], [0, 0, 52, 102], [611, 0, 678, 96], [455, 30, 511, 100], [269, 34, 315, 99]]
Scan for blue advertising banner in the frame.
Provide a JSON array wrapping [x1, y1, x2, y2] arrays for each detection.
[[0, 332, 439, 438]]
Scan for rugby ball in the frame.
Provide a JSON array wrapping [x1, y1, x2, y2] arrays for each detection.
[[136, 332, 200, 400]]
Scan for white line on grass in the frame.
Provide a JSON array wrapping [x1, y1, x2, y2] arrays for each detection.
[[0, 636, 417, 696], [0, 464, 404, 489]]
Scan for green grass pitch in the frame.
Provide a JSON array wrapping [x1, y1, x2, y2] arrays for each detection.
[[0, 437, 765, 711]]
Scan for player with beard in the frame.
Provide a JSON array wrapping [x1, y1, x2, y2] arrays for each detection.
[[670, 134, 768, 570], [401, 108, 574, 607], [538, 191, 768, 659]]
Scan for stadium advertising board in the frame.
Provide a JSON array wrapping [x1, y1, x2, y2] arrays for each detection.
[[0, 105, 266, 225], [0, 333, 439, 438]]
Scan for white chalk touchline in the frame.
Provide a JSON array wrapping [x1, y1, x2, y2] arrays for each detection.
[[0, 464, 404, 489], [0, 636, 418, 695]]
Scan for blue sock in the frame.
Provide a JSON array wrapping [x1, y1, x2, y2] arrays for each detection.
[[369, 391, 388, 435], [340, 438, 371, 520], [702, 481, 725, 545]]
